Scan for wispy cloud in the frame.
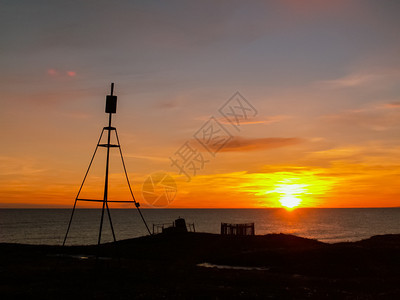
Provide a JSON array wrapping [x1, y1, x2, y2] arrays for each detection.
[[317, 68, 400, 89], [0, 156, 48, 176], [384, 101, 400, 108], [320, 101, 400, 131], [47, 68, 77, 78], [218, 136, 303, 152], [318, 73, 381, 88], [310, 146, 365, 161], [217, 115, 291, 126], [308, 141, 400, 166], [155, 98, 182, 109], [123, 154, 169, 163]]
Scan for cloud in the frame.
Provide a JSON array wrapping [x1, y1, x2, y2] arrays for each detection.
[[124, 154, 169, 163], [0, 156, 47, 176], [279, 0, 351, 18], [217, 115, 291, 126], [318, 73, 381, 88], [170, 167, 338, 208], [384, 101, 400, 108], [47, 68, 77, 78], [217, 136, 303, 152], [316, 67, 400, 89], [47, 69, 58, 76], [321, 102, 400, 131], [156, 99, 181, 109], [308, 141, 400, 167], [310, 146, 365, 161]]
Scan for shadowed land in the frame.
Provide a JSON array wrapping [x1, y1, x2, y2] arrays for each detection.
[[1, 233, 399, 299]]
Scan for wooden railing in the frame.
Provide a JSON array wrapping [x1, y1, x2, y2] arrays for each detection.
[[221, 223, 255, 236]]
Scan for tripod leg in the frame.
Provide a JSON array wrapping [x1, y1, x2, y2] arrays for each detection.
[[63, 198, 77, 246], [135, 204, 152, 235], [105, 201, 117, 242], [63, 129, 104, 246], [98, 200, 106, 245], [114, 129, 152, 235]]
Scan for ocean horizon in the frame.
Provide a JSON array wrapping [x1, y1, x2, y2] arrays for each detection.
[[1, 208, 399, 245]]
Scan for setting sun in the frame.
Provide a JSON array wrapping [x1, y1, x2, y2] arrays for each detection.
[[261, 170, 336, 209], [279, 195, 301, 209], [267, 179, 307, 209], [276, 182, 306, 209]]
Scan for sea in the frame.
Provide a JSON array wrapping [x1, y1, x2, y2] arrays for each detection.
[[0, 208, 399, 245]]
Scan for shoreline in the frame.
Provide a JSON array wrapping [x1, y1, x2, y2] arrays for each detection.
[[1, 232, 399, 299], [2, 231, 399, 246]]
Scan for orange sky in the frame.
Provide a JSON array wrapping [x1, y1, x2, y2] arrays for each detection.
[[1, 1, 400, 208]]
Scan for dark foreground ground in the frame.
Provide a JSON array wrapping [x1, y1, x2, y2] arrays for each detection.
[[1, 233, 399, 299]]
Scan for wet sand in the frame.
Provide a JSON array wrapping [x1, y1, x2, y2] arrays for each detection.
[[1, 233, 399, 299]]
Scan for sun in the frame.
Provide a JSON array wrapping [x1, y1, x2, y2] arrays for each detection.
[[274, 182, 306, 210], [279, 195, 302, 209], [264, 176, 308, 210], [258, 170, 335, 209]]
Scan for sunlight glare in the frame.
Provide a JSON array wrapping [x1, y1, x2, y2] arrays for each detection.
[[262, 172, 331, 209], [274, 181, 307, 209], [245, 169, 335, 209]]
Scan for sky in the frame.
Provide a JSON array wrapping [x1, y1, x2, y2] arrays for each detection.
[[1, 0, 400, 208]]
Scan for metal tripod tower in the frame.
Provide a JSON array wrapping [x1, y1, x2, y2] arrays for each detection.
[[63, 83, 151, 246]]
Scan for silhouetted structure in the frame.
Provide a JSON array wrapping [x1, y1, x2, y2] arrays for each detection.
[[221, 223, 255, 236], [63, 83, 151, 246], [152, 218, 196, 234]]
